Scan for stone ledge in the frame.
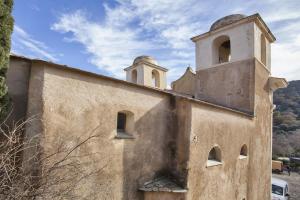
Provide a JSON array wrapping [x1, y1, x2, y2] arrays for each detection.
[[239, 155, 247, 159], [115, 132, 135, 139], [206, 160, 222, 167]]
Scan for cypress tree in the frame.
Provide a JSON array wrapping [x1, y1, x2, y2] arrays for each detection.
[[0, 0, 14, 121]]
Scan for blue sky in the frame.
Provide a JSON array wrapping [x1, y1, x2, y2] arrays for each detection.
[[12, 0, 300, 84]]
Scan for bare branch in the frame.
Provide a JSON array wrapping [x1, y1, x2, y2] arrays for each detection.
[[0, 116, 106, 200]]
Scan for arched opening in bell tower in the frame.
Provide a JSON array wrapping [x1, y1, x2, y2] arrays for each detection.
[[261, 34, 267, 66], [212, 35, 231, 64], [152, 69, 160, 88], [131, 69, 137, 83]]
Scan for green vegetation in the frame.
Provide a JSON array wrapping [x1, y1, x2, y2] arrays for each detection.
[[273, 80, 300, 157], [0, 0, 14, 121]]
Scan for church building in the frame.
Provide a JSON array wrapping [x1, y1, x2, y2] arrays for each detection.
[[7, 13, 287, 200]]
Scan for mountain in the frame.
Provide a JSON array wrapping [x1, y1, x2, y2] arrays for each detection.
[[273, 80, 300, 158]]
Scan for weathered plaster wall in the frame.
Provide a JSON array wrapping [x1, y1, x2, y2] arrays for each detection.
[[6, 57, 31, 123], [246, 60, 272, 200], [195, 59, 255, 114], [9, 55, 272, 200], [36, 62, 176, 199], [187, 102, 251, 200], [22, 62, 45, 175], [186, 59, 272, 200], [171, 68, 196, 96], [172, 98, 192, 188]]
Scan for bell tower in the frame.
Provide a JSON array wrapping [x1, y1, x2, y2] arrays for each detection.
[[192, 14, 274, 71], [190, 14, 276, 114], [124, 56, 168, 89]]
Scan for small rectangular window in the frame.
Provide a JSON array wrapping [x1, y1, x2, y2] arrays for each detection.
[[115, 111, 135, 139], [117, 112, 126, 132]]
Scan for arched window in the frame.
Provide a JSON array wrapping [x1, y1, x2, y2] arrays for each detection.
[[207, 146, 222, 167], [261, 34, 266, 66], [116, 111, 134, 139], [213, 35, 231, 64], [239, 144, 248, 158], [152, 69, 160, 88], [132, 69, 137, 83]]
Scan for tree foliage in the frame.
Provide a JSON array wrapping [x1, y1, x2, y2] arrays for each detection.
[[273, 80, 300, 157], [0, 0, 14, 121]]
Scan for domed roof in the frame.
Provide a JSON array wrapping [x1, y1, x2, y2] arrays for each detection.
[[210, 14, 247, 31], [133, 56, 157, 65]]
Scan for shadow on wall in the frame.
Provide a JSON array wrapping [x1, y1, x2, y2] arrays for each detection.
[[5, 59, 31, 126], [121, 100, 177, 200]]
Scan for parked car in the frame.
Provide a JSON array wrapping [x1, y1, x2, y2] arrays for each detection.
[[272, 160, 284, 173], [272, 177, 290, 200], [290, 157, 300, 164]]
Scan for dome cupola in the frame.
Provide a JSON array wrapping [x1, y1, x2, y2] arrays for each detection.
[[210, 14, 247, 31]]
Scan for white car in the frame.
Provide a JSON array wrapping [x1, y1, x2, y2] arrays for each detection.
[[272, 177, 290, 200]]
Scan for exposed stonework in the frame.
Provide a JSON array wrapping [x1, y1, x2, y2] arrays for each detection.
[[139, 176, 187, 193]]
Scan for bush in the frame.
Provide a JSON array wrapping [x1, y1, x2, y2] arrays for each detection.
[[0, 0, 14, 121]]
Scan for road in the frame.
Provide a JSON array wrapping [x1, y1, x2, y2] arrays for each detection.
[[272, 172, 300, 200]]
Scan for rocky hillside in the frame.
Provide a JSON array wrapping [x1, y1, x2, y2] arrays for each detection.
[[273, 80, 300, 157]]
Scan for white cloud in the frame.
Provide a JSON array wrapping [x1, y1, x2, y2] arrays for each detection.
[[262, 0, 300, 23], [51, 1, 202, 80], [272, 40, 300, 81], [52, 0, 300, 82], [246, 1, 300, 81], [12, 25, 58, 62], [52, 11, 158, 78]]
